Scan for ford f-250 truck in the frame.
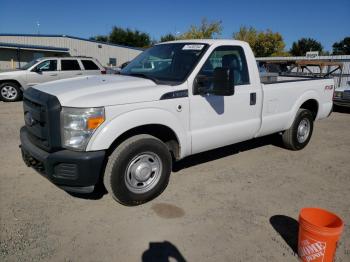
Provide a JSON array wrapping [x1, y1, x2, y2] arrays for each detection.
[[20, 40, 334, 205]]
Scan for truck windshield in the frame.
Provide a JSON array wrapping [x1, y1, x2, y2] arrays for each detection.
[[120, 43, 208, 84]]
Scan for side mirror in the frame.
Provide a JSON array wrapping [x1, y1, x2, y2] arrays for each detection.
[[31, 67, 41, 73], [212, 67, 235, 96], [121, 61, 130, 69], [194, 68, 235, 96]]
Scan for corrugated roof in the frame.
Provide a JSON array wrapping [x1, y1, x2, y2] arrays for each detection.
[[0, 42, 69, 52], [0, 33, 144, 51]]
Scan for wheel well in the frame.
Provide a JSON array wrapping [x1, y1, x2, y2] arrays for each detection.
[[107, 124, 181, 160], [300, 99, 318, 120], [0, 80, 22, 88]]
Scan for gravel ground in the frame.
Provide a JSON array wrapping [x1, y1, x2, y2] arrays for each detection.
[[0, 101, 349, 262]]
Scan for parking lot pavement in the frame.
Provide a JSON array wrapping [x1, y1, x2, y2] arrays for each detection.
[[0, 101, 349, 262]]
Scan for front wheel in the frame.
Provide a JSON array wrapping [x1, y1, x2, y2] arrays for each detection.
[[282, 109, 314, 150], [103, 134, 172, 206], [0, 82, 22, 102]]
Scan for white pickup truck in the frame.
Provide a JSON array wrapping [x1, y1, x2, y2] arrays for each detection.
[[20, 40, 334, 205], [0, 56, 105, 102]]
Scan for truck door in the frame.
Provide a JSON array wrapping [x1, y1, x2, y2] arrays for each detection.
[[26, 59, 59, 86], [189, 45, 262, 154]]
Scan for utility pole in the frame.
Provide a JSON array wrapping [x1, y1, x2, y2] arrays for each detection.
[[36, 21, 40, 35], [174, 27, 180, 40]]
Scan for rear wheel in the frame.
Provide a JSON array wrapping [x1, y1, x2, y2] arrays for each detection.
[[103, 134, 172, 206], [0, 82, 22, 102], [282, 109, 314, 150]]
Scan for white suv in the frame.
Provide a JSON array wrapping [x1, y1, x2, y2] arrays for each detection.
[[0, 57, 106, 102]]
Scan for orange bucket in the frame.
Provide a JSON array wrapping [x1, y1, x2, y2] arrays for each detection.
[[298, 207, 344, 262]]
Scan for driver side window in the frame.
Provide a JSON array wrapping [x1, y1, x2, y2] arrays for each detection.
[[35, 60, 57, 72], [197, 45, 250, 88]]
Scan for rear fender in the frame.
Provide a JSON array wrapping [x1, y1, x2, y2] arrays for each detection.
[[284, 90, 320, 130]]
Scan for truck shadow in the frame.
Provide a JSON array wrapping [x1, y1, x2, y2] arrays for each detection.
[[142, 241, 187, 262], [173, 134, 282, 172], [270, 215, 299, 255], [67, 134, 282, 200]]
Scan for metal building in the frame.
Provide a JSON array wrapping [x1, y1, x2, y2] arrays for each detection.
[[0, 34, 143, 71]]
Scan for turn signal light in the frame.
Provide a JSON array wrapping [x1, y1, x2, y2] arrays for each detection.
[[87, 116, 105, 130]]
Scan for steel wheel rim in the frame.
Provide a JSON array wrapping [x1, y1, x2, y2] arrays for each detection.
[[297, 118, 310, 143], [125, 152, 162, 194], [1, 85, 17, 100]]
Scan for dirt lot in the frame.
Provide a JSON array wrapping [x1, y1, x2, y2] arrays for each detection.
[[0, 101, 349, 262]]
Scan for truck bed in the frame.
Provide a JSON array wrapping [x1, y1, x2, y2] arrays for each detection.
[[260, 73, 328, 85], [256, 76, 334, 138]]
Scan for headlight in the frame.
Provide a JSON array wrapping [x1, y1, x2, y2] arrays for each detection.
[[61, 107, 105, 150], [334, 91, 342, 99]]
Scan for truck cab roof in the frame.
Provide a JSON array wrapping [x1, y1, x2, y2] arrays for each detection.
[[158, 39, 249, 46]]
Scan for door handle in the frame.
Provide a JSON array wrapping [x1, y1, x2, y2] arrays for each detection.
[[250, 93, 256, 105], [76, 73, 83, 75], [49, 74, 57, 76]]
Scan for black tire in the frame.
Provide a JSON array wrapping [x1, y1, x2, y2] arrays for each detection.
[[103, 134, 172, 206], [0, 82, 22, 102], [282, 109, 314, 150]]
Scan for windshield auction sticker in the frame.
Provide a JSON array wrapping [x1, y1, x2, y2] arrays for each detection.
[[182, 44, 205, 50]]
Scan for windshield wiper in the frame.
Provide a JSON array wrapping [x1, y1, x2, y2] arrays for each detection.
[[126, 73, 158, 84]]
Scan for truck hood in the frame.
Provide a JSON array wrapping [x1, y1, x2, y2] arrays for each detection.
[[33, 75, 169, 107], [0, 70, 27, 78]]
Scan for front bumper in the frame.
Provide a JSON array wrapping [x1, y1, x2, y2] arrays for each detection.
[[20, 127, 105, 193]]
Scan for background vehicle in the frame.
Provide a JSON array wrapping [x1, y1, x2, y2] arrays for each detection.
[[333, 85, 350, 108], [120, 61, 130, 69], [105, 66, 122, 74], [0, 56, 105, 102], [20, 40, 334, 205]]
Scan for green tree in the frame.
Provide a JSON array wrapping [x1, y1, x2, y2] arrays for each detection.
[[233, 26, 258, 48], [290, 38, 323, 56], [180, 18, 222, 39], [91, 27, 151, 47], [160, 33, 176, 42], [332, 37, 350, 55], [255, 30, 285, 57], [89, 35, 108, 42], [233, 26, 286, 57], [108, 27, 150, 47]]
